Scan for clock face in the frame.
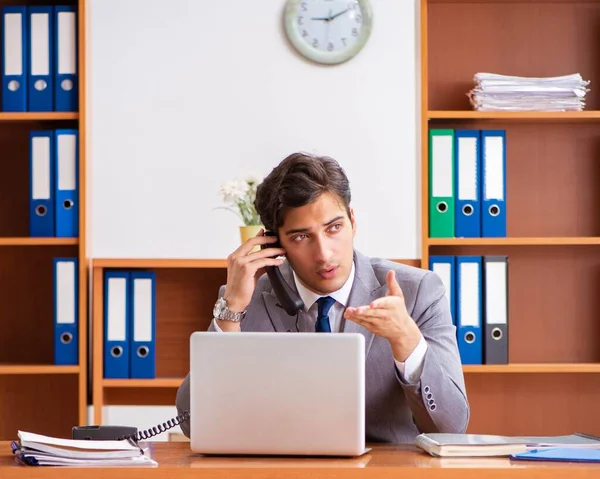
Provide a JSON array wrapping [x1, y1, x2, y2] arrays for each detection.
[[284, 0, 373, 65]]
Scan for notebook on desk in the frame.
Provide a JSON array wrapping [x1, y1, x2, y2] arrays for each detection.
[[511, 448, 600, 463], [415, 432, 600, 457]]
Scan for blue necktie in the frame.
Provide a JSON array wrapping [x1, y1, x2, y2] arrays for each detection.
[[316, 296, 335, 333]]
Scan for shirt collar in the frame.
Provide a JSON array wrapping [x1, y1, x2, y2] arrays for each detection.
[[292, 261, 355, 312]]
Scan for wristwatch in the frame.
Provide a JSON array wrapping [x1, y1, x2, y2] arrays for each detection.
[[213, 296, 246, 322]]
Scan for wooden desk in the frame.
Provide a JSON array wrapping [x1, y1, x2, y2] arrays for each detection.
[[1, 442, 599, 479]]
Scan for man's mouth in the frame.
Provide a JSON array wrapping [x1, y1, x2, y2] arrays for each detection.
[[317, 266, 338, 280]]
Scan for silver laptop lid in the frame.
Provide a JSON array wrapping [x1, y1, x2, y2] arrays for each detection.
[[189, 332, 365, 456]]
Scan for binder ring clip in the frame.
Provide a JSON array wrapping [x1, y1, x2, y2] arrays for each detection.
[[63, 199, 74, 210], [60, 332, 73, 344], [35, 205, 47, 216], [489, 204, 500, 217], [462, 204, 473, 216], [491, 327, 503, 340], [436, 201, 448, 213], [137, 346, 149, 358], [111, 346, 123, 358], [61, 79, 74, 91], [34, 79, 47, 91], [8, 80, 19, 91], [464, 331, 476, 344]]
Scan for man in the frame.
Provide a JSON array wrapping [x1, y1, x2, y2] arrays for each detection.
[[176, 152, 469, 442]]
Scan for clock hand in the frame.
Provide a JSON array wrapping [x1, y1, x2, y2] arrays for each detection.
[[311, 16, 330, 21], [329, 8, 350, 21]]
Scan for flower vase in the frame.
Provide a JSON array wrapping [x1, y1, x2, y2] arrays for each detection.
[[239, 225, 264, 253]]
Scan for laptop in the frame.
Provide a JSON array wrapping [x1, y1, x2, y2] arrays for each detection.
[[189, 331, 367, 457]]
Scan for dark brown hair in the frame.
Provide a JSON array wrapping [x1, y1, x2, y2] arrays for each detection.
[[254, 152, 352, 233]]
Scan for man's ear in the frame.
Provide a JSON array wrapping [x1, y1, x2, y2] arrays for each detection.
[[349, 208, 356, 236]]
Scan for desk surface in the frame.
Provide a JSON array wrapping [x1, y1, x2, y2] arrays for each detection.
[[1, 442, 599, 479]]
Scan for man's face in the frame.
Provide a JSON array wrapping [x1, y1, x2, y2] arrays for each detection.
[[278, 191, 356, 295]]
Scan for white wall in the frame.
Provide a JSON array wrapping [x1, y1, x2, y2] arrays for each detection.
[[87, 0, 419, 260]]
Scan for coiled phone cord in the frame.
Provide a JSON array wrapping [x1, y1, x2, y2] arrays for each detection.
[[118, 410, 190, 443]]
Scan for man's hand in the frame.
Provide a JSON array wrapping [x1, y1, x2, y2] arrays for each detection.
[[344, 270, 423, 362], [217, 230, 285, 333]]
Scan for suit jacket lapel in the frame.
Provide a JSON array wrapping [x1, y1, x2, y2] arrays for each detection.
[[342, 250, 384, 358], [262, 261, 304, 332]]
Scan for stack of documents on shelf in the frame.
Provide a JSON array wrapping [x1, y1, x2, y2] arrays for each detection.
[[10, 431, 157, 467], [415, 432, 600, 458], [467, 73, 590, 111]]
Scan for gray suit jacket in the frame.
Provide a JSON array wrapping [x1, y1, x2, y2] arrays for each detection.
[[176, 250, 469, 443]]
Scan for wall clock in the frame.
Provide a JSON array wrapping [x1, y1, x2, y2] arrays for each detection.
[[283, 0, 373, 65]]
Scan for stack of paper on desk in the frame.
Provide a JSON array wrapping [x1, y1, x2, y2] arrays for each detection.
[[10, 431, 157, 466], [467, 72, 590, 111], [415, 432, 600, 457]]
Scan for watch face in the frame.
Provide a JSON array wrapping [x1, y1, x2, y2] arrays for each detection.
[[213, 297, 226, 318], [284, 0, 372, 65]]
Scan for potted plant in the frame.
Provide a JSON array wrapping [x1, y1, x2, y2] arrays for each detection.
[[218, 174, 264, 248]]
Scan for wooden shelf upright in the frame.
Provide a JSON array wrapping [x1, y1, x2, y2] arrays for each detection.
[[0, 0, 87, 440], [420, 0, 600, 436]]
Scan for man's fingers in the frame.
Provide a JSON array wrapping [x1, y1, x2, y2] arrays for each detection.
[[386, 270, 404, 298], [234, 230, 280, 257], [247, 256, 285, 273], [345, 306, 387, 321]]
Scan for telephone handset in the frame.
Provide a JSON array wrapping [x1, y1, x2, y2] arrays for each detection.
[[261, 231, 304, 316]]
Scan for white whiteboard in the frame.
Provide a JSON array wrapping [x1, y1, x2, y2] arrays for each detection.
[[87, 0, 419, 259]]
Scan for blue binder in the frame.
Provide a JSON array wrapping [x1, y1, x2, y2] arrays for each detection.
[[454, 130, 481, 237], [456, 256, 483, 365], [130, 272, 157, 379], [104, 271, 131, 379], [428, 256, 456, 325], [54, 129, 79, 237], [54, 6, 78, 111], [481, 130, 506, 237], [29, 130, 55, 237], [54, 258, 78, 365], [28, 6, 54, 111], [2, 6, 27, 111]]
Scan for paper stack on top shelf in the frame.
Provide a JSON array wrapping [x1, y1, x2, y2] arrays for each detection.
[[467, 73, 590, 111], [10, 430, 157, 467]]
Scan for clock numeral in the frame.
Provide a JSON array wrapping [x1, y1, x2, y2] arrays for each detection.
[[327, 42, 334, 52], [312, 38, 319, 48], [298, 16, 304, 25], [355, 14, 362, 23], [341, 37, 347, 46], [302, 29, 308, 37], [352, 27, 359, 37], [301, 2, 308, 11]]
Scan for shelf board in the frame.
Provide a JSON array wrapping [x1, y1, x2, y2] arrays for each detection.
[[0, 237, 78, 246], [0, 112, 78, 121], [93, 258, 227, 268], [427, 237, 600, 246], [427, 110, 600, 121], [102, 378, 184, 388], [463, 364, 600, 373], [0, 365, 80, 375]]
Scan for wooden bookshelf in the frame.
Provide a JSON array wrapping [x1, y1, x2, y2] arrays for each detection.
[[0, 365, 80, 375], [428, 110, 600, 120], [421, 0, 600, 436], [0, 112, 77, 121], [0, 0, 87, 441]]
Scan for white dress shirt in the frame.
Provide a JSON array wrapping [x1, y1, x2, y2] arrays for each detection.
[[212, 261, 427, 383]]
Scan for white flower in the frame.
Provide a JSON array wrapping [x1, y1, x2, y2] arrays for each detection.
[[219, 180, 249, 204], [245, 172, 262, 186]]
